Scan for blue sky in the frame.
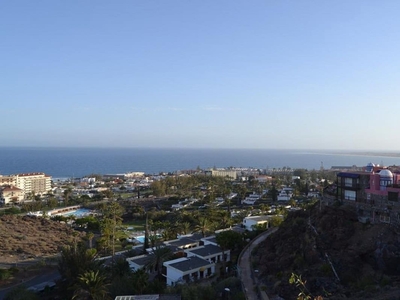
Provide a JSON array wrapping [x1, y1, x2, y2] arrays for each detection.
[[1, 1, 400, 150]]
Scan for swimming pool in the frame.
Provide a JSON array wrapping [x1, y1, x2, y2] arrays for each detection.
[[57, 208, 94, 218], [135, 235, 145, 243], [134, 234, 161, 243]]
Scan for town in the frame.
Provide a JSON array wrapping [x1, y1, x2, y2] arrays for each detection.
[[1, 162, 400, 300]]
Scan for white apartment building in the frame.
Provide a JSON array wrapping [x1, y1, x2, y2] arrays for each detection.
[[207, 170, 237, 180], [0, 175, 16, 187], [15, 172, 52, 196]]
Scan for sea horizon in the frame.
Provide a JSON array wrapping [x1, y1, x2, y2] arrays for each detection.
[[1, 147, 400, 178]]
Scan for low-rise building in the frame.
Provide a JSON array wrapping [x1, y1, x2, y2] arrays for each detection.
[[242, 215, 270, 231], [185, 244, 230, 263], [0, 185, 24, 205], [277, 187, 293, 201], [163, 256, 215, 286], [242, 193, 261, 205], [126, 254, 152, 272]]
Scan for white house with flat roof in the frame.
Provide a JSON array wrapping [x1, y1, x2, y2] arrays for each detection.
[[185, 244, 230, 263], [277, 187, 293, 201], [163, 236, 200, 251], [242, 215, 270, 231], [163, 256, 215, 286], [126, 254, 152, 272]]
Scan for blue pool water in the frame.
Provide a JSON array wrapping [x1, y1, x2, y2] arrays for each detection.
[[60, 208, 93, 217], [135, 235, 145, 243], [134, 234, 161, 243]]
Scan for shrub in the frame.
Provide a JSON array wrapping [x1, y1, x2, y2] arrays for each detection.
[[320, 263, 331, 276], [0, 268, 11, 280]]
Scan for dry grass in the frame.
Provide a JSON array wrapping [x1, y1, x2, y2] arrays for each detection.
[[0, 215, 84, 264]]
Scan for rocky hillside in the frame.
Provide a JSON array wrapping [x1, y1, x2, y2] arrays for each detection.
[[253, 205, 400, 299], [0, 215, 83, 263]]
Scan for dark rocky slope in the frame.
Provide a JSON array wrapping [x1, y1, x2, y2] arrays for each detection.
[[252, 205, 400, 299]]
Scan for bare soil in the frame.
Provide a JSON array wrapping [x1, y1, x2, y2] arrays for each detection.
[[0, 215, 84, 264]]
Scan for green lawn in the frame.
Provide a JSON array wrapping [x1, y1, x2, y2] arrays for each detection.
[[122, 220, 146, 231]]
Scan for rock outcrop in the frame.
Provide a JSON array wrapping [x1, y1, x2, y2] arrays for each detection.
[[253, 204, 400, 299]]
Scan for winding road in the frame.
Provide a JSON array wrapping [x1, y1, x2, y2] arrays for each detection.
[[239, 227, 278, 300]]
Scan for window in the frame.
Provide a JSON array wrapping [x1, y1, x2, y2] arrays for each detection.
[[345, 178, 353, 187], [344, 190, 356, 201]]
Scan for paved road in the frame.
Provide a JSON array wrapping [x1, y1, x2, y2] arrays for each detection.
[[239, 227, 278, 300], [0, 269, 60, 299]]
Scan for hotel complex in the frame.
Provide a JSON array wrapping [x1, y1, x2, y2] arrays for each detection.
[[0, 172, 52, 205]]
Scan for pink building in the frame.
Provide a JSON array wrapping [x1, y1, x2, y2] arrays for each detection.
[[337, 163, 400, 223]]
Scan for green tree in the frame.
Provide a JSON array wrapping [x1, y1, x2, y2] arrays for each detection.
[[259, 204, 270, 214], [73, 270, 110, 300], [101, 189, 114, 199], [58, 244, 101, 298], [146, 244, 173, 278], [269, 185, 278, 202], [289, 273, 323, 300], [216, 230, 243, 275], [289, 198, 297, 207], [181, 221, 192, 235], [99, 201, 124, 260], [216, 210, 232, 230], [194, 216, 213, 238], [63, 187, 73, 207], [87, 231, 95, 249], [131, 268, 149, 295], [151, 180, 166, 197], [47, 196, 58, 210], [270, 215, 284, 227]]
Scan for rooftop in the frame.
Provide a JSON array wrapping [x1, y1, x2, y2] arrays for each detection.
[[166, 256, 213, 272], [1, 185, 23, 192], [17, 172, 45, 176], [244, 215, 270, 221], [165, 237, 200, 248], [186, 244, 223, 257], [127, 254, 152, 266]]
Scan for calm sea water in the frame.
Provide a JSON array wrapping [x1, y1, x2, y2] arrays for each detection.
[[0, 147, 399, 178]]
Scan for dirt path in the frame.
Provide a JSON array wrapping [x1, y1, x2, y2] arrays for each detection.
[[239, 228, 278, 300]]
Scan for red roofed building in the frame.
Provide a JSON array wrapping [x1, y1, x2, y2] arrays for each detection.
[[0, 185, 24, 205]]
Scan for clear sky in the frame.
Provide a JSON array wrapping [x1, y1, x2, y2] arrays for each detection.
[[1, 1, 400, 150]]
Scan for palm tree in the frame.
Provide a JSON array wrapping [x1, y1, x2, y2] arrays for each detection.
[[131, 268, 149, 295], [194, 216, 213, 238], [181, 222, 191, 235], [58, 245, 101, 297], [146, 243, 173, 278], [87, 232, 95, 249], [217, 211, 232, 230], [73, 270, 109, 300]]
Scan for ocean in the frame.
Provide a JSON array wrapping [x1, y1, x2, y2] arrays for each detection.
[[0, 147, 400, 178]]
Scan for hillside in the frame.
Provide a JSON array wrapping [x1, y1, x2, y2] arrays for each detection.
[[253, 205, 400, 299], [0, 215, 83, 264]]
